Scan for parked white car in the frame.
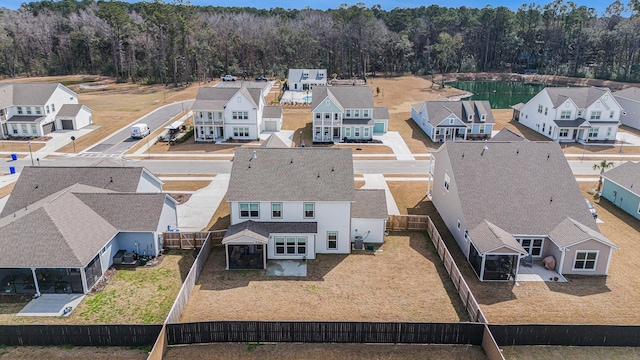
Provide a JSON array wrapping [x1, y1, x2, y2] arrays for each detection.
[[221, 74, 237, 81], [131, 123, 150, 139]]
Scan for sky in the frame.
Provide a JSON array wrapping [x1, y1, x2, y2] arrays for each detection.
[[0, 0, 615, 15]]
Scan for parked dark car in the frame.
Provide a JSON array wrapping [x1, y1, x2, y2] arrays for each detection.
[[255, 76, 268, 82]]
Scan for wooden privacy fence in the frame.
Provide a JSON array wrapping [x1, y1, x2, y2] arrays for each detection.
[[386, 215, 430, 231], [0, 324, 162, 347], [426, 217, 488, 324], [489, 324, 640, 347], [163, 230, 225, 249], [165, 321, 485, 345]]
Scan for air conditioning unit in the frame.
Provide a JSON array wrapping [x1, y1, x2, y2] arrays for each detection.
[[353, 236, 364, 250]]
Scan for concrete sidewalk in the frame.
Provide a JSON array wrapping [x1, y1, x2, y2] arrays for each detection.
[[177, 174, 230, 231], [375, 131, 415, 161], [361, 174, 401, 215]]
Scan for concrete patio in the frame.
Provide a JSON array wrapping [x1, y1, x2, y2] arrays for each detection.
[[517, 261, 567, 283], [17, 294, 85, 317], [266, 260, 307, 277]]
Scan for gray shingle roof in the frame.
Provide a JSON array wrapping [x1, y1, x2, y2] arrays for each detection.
[[549, 218, 618, 249], [288, 69, 327, 83], [373, 107, 389, 120], [545, 87, 610, 108], [192, 86, 262, 111], [553, 119, 590, 128], [490, 128, 527, 142], [602, 161, 640, 197], [56, 104, 86, 117], [227, 148, 355, 202], [214, 81, 270, 91], [352, 189, 388, 219], [263, 106, 283, 118], [442, 141, 601, 237], [614, 87, 640, 102], [0, 83, 72, 108], [312, 86, 374, 110], [260, 134, 288, 148], [2, 167, 146, 217], [6, 115, 46, 123], [223, 221, 318, 244], [418, 101, 496, 127], [468, 220, 526, 254], [75, 193, 168, 231]]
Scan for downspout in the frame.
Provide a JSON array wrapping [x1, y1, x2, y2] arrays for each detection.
[[557, 247, 567, 276]]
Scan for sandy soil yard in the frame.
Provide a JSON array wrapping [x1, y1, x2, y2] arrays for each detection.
[[0, 346, 147, 359], [180, 233, 468, 323]]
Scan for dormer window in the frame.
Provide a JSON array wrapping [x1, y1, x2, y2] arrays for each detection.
[[318, 72, 324, 78], [480, 114, 486, 122], [469, 114, 474, 121]]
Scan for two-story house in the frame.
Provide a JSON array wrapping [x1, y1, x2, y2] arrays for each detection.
[[429, 140, 618, 281], [311, 86, 389, 143], [613, 87, 640, 131], [512, 87, 622, 143], [411, 100, 495, 142], [288, 69, 327, 91], [192, 85, 282, 141], [0, 83, 92, 138], [222, 147, 388, 270]]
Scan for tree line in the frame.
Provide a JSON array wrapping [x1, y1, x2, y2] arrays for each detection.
[[1, 0, 640, 85]]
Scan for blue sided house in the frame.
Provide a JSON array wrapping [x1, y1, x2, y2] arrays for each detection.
[[601, 161, 640, 221]]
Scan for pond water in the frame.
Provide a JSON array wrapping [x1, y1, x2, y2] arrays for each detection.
[[447, 81, 551, 109]]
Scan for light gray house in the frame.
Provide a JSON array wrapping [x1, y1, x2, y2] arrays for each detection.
[[429, 141, 618, 281], [288, 69, 327, 91], [613, 87, 640, 131], [601, 161, 640, 221], [411, 100, 495, 142], [0, 167, 177, 296], [222, 148, 387, 270], [0, 83, 92, 138]]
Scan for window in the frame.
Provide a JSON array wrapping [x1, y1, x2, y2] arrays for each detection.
[[31, 124, 37, 134], [345, 109, 351, 117], [208, 112, 213, 120], [297, 237, 306, 254], [544, 107, 548, 115], [345, 127, 351, 137], [51, 104, 55, 112], [467, 124, 472, 134], [17, 107, 22, 115], [304, 203, 314, 218], [519, 238, 543, 257], [364, 127, 370, 137], [469, 114, 474, 121], [573, 251, 598, 270], [590, 111, 602, 120], [481, 114, 486, 121], [354, 109, 360, 117], [233, 127, 249, 137], [26, 107, 32, 115], [334, 113, 339, 120], [610, 111, 615, 118], [275, 237, 285, 254], [559, 128, 569, 137], [46, 105, 50, 114], [271, 203, 282, 218], [607, 127, 612, 137], [449, 118, 454, 124], [21, 124, 28, 134], [542, 123, 545, 132], [560, 110, 571, 119], [239, 203, 259, 218], [232, 112, 238, 120], [237, 96, 242, 103], [315, 113, 321, 120], [457, 220, 461, 231], [538, 105, 543, 113], [325, 113, 330, 119], [363, 109, 369, 117], [354, 127, 360, 137], [548, 126, 552, 136], [35, 107, 41, 115], [11, 124, 17, 134], [479, 124, 486, 134], [444, 173, 450, 191], [276, 237, 307, 255], [327, 232, 338, 249], [588, 128, 599, 138]]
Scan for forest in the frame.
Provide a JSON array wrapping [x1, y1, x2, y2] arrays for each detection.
[[1, 0, 640, 85]]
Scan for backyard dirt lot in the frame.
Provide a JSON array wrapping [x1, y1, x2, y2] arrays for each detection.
[[0, 346, 147, 359], [180, 233, 468, 323], [388, 180, 640, 325], [164, 343, 486, 360], [501, 345, 640, 360]]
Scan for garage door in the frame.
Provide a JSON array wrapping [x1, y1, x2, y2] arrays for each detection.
[[373, 122, 385, 133], [61, 119, 74, 130], [264, 120, 278, 132], [42, 122, 55, 134]]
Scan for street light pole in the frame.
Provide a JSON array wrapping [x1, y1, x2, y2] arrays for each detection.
[[27, 141, 34, 166], [299, 130, 303, 147]]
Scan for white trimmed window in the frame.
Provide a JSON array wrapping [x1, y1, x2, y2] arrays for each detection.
[[607, 127, 612, 137], [233, 127, 249, 137], [354, 109, 360, 117], [275, 237, 306, 255], [559, 128, 569, 137], [560, 110, 571, 119], [46, 105, 50, 114], [449, 118, 454, 124], [573, 251, 598, 270], [542, 123, 546, 132], [17, 107, 22, 115], [519, 238, 543, 257], [327, 232, 338, 249], [11, 124, 17, 134], [479, 124, 486, 134], [208, 112, 213, 120], [304, 203, 314, 218], [364, 127, 370, 137], [467, 124, 472, 134], [239, 203, 259, 218], [588, 128, 599, 138], [444, 173, 450, 191], [26, 107, 32, 115], [345, 109, 351, 117], [51, 104, 55, 112], [610, 111, 615, 119], [345, 127, 351, 137], [538, 105, 543, 113], [544, 107, 548, 115], [422, 118, 426, 127], [21, 124, 27, 134], [315, 113, 321, 120], [590, 111, 602, 120], [271, 203, 282, 218], [354, 127, 360, 137], [363, 109, 369, 117], [35, 107, 41, 115], [31, 124, 37, 134]]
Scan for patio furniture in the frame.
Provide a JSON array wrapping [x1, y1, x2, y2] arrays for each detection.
[[523, 254, 533, 267], [543, 256, 556, 271]]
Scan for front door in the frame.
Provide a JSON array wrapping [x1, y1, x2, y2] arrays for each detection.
[[333, 127, 339, 138], [572, 129, 577, 140]]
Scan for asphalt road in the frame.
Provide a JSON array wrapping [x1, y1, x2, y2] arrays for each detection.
[[7, 157, 606, 176], [85, 100, 194, 155]]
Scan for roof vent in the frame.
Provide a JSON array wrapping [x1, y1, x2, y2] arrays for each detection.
[[110, 176, 113, 183], [317, 173, 320, 179], [290, 159, 293, 164], [547, 153, 550, 160], [550, 197, 553, 203], [516, 149, 519, 155]]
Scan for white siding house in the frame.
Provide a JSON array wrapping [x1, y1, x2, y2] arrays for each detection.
[[311, 86, 388, 143], [0, 83, 90, 138], [223, 148, 387, 270], [513, 87, 621, 144], [288, 69, 327, 91], [613, 87, 640, 131], [411, 100, 494, 143]]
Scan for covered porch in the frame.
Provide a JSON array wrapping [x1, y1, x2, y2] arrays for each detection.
[[433, 125, 467, 142], [195, 125, 225, 142], [554, 119, 591, 143], [466, 221, 527, 282]]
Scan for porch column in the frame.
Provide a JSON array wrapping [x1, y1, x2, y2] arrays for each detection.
[[263, 244, 267, 269], [464, 128, 468, 141], [479, 256, 486, 281], [514, 256, 521, 282], [30, 268, 41, 297], [224, 244, 230, 270]]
